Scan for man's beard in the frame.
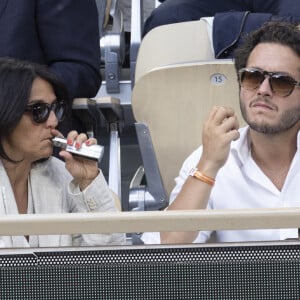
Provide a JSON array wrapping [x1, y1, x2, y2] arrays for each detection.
[[240, 99, 300, 134]]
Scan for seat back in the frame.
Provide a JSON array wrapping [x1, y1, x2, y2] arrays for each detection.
[[135, 19, 215, 83], [132, 60, 244, 197]]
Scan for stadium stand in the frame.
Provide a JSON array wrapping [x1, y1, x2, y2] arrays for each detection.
[[2, 2, 300, 299]]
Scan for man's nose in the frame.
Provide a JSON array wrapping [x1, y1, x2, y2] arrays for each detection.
[[257, 76, 273, 96]]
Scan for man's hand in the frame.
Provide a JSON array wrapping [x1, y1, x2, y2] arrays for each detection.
[[200, 106, 240, 176]]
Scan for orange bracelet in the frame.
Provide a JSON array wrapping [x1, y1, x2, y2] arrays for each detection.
[[189, 167, 215, 186]]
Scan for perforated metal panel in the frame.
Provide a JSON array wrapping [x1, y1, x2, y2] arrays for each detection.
[[0, 242, 300, 299]]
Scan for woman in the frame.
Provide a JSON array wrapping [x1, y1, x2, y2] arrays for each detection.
[[0, 57, 125, 247]]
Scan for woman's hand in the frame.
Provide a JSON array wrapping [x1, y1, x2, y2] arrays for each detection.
[[56, 130, 100, 191]]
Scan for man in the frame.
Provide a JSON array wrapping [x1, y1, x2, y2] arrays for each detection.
[[143, 0, 300, 37], [0, 0, 101, 136], [142, 21, 300, 244]]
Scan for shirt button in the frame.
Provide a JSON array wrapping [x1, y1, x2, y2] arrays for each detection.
[[87, 198, 97, 210]]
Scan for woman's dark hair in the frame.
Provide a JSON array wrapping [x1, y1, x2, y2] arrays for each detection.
[[0, 57, 69, 162], [234, 21, 300, 72]]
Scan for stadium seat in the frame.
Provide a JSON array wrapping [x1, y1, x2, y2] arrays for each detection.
[[135, 18, 215, 83], [76, 0, 146, 211], [129, 19, 244, 211], [73, 1, 126, 201], [130, 60, 243, 210]]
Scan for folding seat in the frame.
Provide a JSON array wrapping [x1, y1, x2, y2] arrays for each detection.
[[72, 0, 126, 203], [135, 18, 215, 83], [73, 0, 145, 209], [129, 19, 244, 211]]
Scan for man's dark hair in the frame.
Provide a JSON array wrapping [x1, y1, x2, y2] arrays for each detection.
[[234, 21, 300, 72], [0, 57, 69, 162]]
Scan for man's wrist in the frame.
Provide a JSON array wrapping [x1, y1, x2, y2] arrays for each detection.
[[189, 167, 215, 186]]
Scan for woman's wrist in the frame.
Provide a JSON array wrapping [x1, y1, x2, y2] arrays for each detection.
[[77, 169, 99, 191]]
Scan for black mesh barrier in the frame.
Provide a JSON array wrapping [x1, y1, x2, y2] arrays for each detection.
[[0, 242, 300, 299]]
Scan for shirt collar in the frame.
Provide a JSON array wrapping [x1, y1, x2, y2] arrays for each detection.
[[297, 130, 300, 149], [231, 126, 300, 166]]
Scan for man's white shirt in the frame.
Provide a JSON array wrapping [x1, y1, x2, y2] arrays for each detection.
[[142, 126, 300, 244]]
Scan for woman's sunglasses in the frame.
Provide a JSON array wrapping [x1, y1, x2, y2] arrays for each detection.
[[25, 100, 66, 123], [238, 67, 300, 97]]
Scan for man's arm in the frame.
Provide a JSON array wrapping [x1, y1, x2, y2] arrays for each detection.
[[160, 106, 240, 244], [36, 0, 102, 99]]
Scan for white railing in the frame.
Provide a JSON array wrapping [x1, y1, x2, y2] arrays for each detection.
[[0, 207, 300, 235]]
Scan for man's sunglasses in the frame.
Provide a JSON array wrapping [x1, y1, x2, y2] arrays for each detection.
[[238, 67, 300, 97], [25, 100, 66, 123]]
